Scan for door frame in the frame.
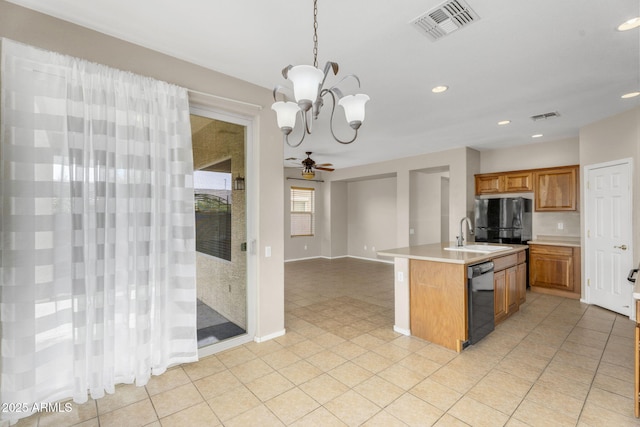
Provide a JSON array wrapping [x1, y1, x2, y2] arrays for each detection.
[[583, 158, 634, 319], [189, 94, 260, 357]]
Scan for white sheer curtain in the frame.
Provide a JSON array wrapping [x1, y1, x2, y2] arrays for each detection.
[[0, 38, 197, 423]]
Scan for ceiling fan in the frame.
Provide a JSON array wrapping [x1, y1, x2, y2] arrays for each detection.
[[286, 152, 335, 179]]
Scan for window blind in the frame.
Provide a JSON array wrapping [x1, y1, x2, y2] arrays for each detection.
[[291, 186, 315, 236]]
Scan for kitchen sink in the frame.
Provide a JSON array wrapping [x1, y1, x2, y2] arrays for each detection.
[[444, 244, 512, 254]]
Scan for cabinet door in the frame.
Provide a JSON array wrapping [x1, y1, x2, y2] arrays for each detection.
[[494, 269, 507, 324], [476, 174, 503, 195], [504, 172, 533, 192], [529, 245, 574, 291], [534, 166, 578, 211], [506, 266, 518, 314], [517, 262, 527, 304]]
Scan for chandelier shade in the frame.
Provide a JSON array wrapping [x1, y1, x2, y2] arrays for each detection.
[[271, 101, 300, 134], [338, 94, 370, 129], [287, 65, 325, 109], [271, 0, 369, 147]]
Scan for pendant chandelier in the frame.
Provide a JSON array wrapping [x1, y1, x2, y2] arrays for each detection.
[[271, 0, 370, 147]]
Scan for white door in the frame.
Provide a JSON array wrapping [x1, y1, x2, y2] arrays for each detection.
[[585, 159, 633, 316]]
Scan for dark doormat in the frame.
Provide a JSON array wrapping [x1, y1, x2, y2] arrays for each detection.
[[197, 322, 246, 347]]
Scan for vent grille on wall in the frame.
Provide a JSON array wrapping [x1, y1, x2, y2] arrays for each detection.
[[530, 111, 561, 121], [410, 0, 480, 42]]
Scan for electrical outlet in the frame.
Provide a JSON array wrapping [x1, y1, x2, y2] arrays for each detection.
[[557, 222, 564, 230], [364, 245, 367, 251], [409, 228, 415, 235], [265, 246, 272, 257], [398, 272, 404, 282], [304, 244, 307, 250], [372, 246, 376, 252]]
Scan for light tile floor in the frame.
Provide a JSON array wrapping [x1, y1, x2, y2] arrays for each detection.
[[16, 258, 640, 426]]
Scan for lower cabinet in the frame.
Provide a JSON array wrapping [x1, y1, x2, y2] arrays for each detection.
[[493, 252, 526, 325], [517, 262, 527, 304], [529, 243, 581, 299]]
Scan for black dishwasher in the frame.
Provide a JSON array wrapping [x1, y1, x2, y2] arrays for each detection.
[[467, 261, 495, 345]]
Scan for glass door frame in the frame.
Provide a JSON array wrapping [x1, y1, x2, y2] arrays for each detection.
[[189, 100, 258, 357]]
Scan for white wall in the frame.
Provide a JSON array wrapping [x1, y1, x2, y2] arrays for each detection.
[[327, 146, 479, 255], [0, 0, 285, 340], [347, 177, 398, 259], [479, 137, 579, 173], [410, 169, 450, 246]]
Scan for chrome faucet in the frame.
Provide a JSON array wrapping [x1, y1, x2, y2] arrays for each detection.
[[456, 217, 474, 247]]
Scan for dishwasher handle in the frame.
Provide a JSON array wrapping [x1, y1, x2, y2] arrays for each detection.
[[468, 261, 494, 278]]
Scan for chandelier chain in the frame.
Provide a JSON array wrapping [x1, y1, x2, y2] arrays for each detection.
[[313, 0, 318, 68]]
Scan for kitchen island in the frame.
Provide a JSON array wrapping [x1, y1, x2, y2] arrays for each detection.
[[378, 242, 528, 352]]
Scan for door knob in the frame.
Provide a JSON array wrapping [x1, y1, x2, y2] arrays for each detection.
[[614, 244, 628, 250]]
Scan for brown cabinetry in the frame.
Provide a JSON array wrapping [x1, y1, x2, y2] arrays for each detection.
[[494, 269, 507, 324], [529, 243, 581, 299], [505, 171, 534, 193], [475, 165, 578, 212], [534, 166, 578, 211], [492, 252, 526, 325], [475, 171, 533, 195], [517, 262, 527, 304], [476, 174, 502, 194]]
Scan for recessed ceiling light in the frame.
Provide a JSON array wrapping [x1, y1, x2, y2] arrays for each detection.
[[532, 134, 543, 138], [617, 17, 640, 31], [432, 85, 448, 93], [497, 120, 511, 126], [621, 91, 640, 99]]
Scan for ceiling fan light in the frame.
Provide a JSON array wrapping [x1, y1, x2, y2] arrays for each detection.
[[338, 94, 370, 128], [302, 170, 316, 179], [288, 65, 324, 110], [271, 101, 300, 134]]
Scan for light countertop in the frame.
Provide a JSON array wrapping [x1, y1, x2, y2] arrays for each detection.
[[377, 242, 528, 265], [527, 235, 581, 248]]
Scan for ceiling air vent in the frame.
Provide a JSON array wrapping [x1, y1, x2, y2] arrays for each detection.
[[410, 0, 480, 42], [530, 111, 561, 121]]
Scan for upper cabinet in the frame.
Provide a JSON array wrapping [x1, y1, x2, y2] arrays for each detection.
[[534, 166, 579, 211], [475, 165, 578, 212], [475, 171, 533, 195]]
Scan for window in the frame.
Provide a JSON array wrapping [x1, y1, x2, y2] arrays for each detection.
[[194, 170, 232, 260], [290, 187, 315, 237]]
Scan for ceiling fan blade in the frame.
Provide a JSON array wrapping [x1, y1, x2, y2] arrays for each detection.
[[315, 167, 335, 172], [315, 163, 333, 167], [285, 157, 299, 161]]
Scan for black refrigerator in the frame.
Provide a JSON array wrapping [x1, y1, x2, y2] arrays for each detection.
[[474, 197, 532, 244]]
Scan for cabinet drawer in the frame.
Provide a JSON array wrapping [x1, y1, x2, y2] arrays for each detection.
[[493, 253, 517, 271], [529, 245, 573, 257]]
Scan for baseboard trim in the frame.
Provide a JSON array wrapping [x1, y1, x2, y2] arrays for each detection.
[[394, 325, 411, 336], [254, 329, 286, 343], [285, 255, 393, 264]]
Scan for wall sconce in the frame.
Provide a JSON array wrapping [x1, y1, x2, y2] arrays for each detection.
[[234, 176, 245, 191]]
